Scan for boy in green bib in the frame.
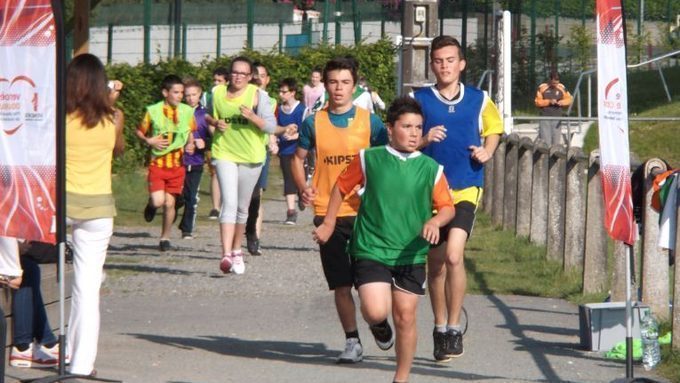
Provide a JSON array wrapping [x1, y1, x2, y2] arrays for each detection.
[[314, 97, 455, 383], [136, 75, 196, 251]]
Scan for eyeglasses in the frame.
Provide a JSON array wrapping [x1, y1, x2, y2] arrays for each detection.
[[231, 71, 251, 77]]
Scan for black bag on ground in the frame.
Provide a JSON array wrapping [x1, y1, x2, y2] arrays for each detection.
[[22, 241, 73, 264]]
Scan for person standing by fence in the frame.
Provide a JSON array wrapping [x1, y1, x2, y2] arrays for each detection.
[[65, 53, 125, 376], [414, 35, 503, 363], [534, 72, 572, 146]]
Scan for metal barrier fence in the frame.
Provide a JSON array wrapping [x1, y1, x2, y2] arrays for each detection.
[[483, 134, 680, 349]]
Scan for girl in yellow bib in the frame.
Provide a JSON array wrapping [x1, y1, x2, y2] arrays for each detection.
[[211, 56, 277, 275]]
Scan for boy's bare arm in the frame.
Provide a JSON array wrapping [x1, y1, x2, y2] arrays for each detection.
[[313, 184, 345, 245], [422, 206, 455, 244], [469, 133, 500, 164], [418, 125, 447, 149], [292, 147, 316, 206]]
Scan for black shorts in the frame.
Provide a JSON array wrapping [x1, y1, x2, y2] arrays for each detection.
[[313, 216, 355, 290], [353, 259, 426, 296], [433, 200, 478, 248]]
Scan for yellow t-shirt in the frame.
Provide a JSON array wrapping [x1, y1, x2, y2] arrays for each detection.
[[66, 114, 116, 219]]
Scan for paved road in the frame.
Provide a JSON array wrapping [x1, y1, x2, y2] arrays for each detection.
[[5, 196, 667, 383]]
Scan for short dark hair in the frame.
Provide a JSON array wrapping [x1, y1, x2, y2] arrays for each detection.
[[323, 56, 358, 85], [230, 56, 254, 75], [279, 77, 298, 94], [430, 35, 465, 60], [386, 97, 423, 126], [311, 67, 322, 75], [213, 66, 229, 79], [161, 74, 183, 91]]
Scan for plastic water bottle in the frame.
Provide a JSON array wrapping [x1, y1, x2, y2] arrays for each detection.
[[640, 310, 661, 371]]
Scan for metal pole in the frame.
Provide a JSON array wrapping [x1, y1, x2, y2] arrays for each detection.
[[107, 23, 113, 64], [352, 0, 359, 45], [529, 0, 536, 88], [323, 0, 329, 42], [439, 0, 443, 35], [581, 0, 586, 27], [216, 22, 221, 58], [174, 0, 181, 58], [279, 22, 283, 54], [182, 23, 187, 61], [461, 0, 468, 55], [555, 0, 560, 45], [587, 74, 592, 117], [484, 0, 489, 68], [144, 0, 150, 64], [335, 0, 342, 45], [247, 0, 254, 50], [52, 0, 67, 374], [625, 243, 634, 378]]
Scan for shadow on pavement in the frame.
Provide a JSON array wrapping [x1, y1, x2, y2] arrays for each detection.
[[127, 333, 526, 381], [466, 258, 620, 382]]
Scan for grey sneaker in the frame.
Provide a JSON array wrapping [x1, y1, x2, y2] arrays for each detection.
[[337, 338, 363, 364]]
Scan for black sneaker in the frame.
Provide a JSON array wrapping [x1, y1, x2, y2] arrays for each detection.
[[159, 240, 171, 252], [446, 329, 463, 357], [369, 322, 394, 351], [433, 330, 452, 363], [143, 202, 157, 223], [246, 234, 262, 256], [284, 210, 297, 225], [208, 209, 219, 220]]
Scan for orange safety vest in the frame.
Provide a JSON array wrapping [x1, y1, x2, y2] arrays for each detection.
[[312, 107, 371, 217]]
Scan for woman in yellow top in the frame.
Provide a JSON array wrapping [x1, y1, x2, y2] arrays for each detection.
[[211, 56, 277, 275], [65, 53, 124, 376]]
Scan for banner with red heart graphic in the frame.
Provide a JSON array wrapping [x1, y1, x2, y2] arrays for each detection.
[[0, 0, 57, 243]]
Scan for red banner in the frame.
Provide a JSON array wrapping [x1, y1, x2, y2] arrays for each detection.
[[596, 0, 636, 245], [0, 0, 57, 243]]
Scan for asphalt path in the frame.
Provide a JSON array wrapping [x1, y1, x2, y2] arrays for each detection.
[[5, 196, 668, 383]]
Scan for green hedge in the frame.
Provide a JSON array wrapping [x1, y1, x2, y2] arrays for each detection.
[[106, 38, 397, 173]]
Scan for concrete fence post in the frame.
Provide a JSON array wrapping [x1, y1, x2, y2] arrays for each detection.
[[610, 241, 629, 302], [503, 134, 520, 232], [583, 151, 608, 294], [516, 137, 534, 238], [564, 147, 588, 271], [530, 140, 549, 246], [641, 159, 669, 319], [547, 145, 567, 263], [483, 151, 494, 215], [492, 140, 506, 227]]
